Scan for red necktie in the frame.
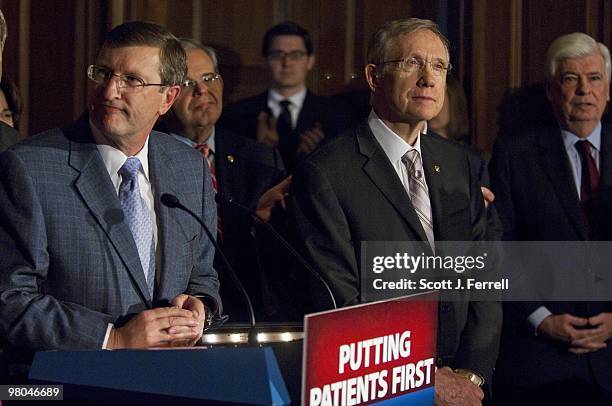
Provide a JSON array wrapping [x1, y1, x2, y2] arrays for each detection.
[[574, 140, 599, 231], [196, 143, 222, 240]]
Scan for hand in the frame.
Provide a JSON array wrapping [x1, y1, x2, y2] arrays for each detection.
[[169, 294, 206, 347], [569, 312, 612, 354], [434, 367, 484, 406], [107, 306, 200, 349], [480, 187, 495, 208], [296, 122, 325, 155], [537, 313, 601, 353], [255, 176, 292, 223], [256, 111, 279, 147]]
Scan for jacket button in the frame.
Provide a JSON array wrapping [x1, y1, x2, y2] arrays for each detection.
[[441, 304, 449, 313]]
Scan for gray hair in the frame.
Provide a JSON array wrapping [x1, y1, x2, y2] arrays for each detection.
[[546, 32, 611, 80], [0, 9, 7, 51], [178, 38, 219, 73], [367, 18, 450, 65]]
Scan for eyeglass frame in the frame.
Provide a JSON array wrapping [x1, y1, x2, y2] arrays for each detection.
[[266, 50, 308, 62], [182, 72, 223, 89], [377, 57, 452, 76], [87, 64, 167, 92]]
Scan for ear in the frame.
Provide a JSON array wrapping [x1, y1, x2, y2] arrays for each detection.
[[158, 85, 181, 115], [306, 54, 316, 71], [365, 64, 379, 92]]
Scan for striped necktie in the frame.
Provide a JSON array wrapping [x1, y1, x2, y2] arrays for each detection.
[[402, 149, 434, 246], [196, 143, 222, 240]]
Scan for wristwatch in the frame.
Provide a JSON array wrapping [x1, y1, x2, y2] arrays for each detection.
[[203, 304, 215, 331], [453, 369, 485, 387]]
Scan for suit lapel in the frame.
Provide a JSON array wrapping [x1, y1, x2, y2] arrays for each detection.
[[420, 136, 444, 240], [295, 91, 316, 136], [68, 119, 152, 306], [148, 133, 194, 298], [356, 124, 429, 242], [537, 128, 589, 239]]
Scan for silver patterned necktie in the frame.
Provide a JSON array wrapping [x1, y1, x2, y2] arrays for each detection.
[[118, 157, 155, 297], [402, 149, 435, 245]]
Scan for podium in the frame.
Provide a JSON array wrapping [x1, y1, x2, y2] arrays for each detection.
[[29, 345, 295, 405]]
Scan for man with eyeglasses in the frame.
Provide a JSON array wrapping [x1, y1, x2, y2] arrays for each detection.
[[0, 21, 222, 378], [160, 38, 291, 321], [0, 8, 20, 152], [290, 18, 501, 406], [219, 21, 338, 172]]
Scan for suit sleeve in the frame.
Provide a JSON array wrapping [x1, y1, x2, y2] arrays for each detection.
[[451, 152, 502, 386], [186, 156, 222, 316], [489, 137, 542, 324], [0, 150, 114, 351], [290, 160, 359, 310]]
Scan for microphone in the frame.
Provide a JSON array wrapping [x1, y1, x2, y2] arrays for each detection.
[[161, 193, 258, 344], [215, 192, 337, 309]]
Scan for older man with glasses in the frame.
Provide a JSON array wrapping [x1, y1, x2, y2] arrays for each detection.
[[290, 18, 501, 406], [159, 38, 291, 322], [0, 21, 222, 380]]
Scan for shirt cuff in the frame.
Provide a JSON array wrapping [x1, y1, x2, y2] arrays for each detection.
[[528, 306, 552, 334], [102, 323, 114, 349]]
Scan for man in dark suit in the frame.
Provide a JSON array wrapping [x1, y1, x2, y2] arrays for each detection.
[[291, 18, 501, 406], [490, 32, 612, 405], [219, 22, 338, 171], [161, 39, 289, 321], [0, 8, 19, 152], [0, 22, 221, 376]]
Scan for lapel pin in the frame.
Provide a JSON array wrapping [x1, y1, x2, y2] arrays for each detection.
[[227, 154, 235, 163], [434, 165, 440, 173]]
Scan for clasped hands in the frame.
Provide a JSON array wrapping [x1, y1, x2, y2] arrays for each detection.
[[256, 111, 325, 155], [538, 312, 612, 354], [107, 294, 206, 349]]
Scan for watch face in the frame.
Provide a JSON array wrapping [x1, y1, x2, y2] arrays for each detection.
[[454, 369, 484, 387]]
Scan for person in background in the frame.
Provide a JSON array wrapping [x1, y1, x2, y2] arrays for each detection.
[[160, 38, 290, 321], [219, 21, 338, 171], [490, 32, 612, 405], [0, 9, 20, 151], [0, 76, 22, 129]]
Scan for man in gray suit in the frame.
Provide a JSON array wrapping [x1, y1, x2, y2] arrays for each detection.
[[0, 8, 20, 152], [0, 21, 221, 371]]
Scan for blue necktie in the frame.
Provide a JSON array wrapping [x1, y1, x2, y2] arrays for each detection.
[[119, 157, 155, 297]]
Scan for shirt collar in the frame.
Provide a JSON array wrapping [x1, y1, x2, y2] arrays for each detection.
[[171, 127, 216, 154], [91, 120, 151, 182], [367, 109, 423, 162], [268, 87, 307, 110], [560, 121, 602, 152]]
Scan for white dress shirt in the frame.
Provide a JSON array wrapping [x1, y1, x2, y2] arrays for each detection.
[[267, 87, 307, 129]]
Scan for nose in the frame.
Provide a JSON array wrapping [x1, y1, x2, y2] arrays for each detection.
[[98, 76, 122, 99], [417, 66, 436, 88], [576, 76, 591, 95], [192, 81, 209, 96]]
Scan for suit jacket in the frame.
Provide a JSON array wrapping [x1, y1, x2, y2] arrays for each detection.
[[489, 124, 612, 393], [0, 122, 20, 152], [0, 115, 221, 359], [212, 127, 286, 321], [290, 122, 502, 383], [219, 90, 339, 171]]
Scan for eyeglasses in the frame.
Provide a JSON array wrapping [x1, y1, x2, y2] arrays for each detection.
[[183, 73, 222, 89], [267, 50, 308, 62], [87, 65, 166, 92], [378, 57, 452, 76]]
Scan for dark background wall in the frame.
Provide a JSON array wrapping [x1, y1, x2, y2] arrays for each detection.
[[2, 0, 611, 153]]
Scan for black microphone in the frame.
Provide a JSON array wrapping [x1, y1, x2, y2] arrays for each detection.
[[215, 192, 337, 309], [161, 193, 258, 344]]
